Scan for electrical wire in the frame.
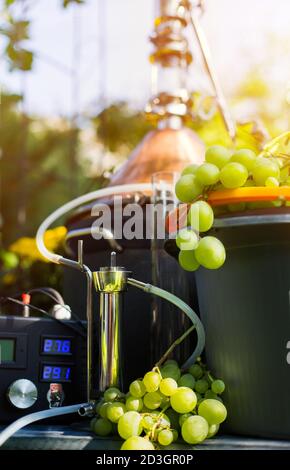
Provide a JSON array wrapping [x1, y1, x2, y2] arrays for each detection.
[[0, 297, 86, 338], [0, 288, 86, 332], [27, 287, 86, 331], [28, 287, 65, 305]]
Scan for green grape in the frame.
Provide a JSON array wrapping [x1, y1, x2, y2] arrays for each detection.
[[106, 402, 126, 423], [176, 228, 199, 251], [143, 392, 162, 410], [179, 413, 193, 427], [227, 202, 246, 212], [164, 359, 178, 367], [207, 423, 220, 438], [159, 391, 170, 407], [220, 162, 248, 189], [189, 364, 204, 379], [121, 436, 155, 450], [181, 164, 199, 176], [129, 379, 146, 398], [95, 399, 104, 415], [142, 414, 155, 431], [160, 364, 181, 382], [247, 201, 270, 210], [158, 429, 174, 446], [126, 396, 143, 412], [99, 402, 112, 419], [104, 387, 121, 402], [93, 417, 112, 437], [178, 250, 200, 272], [170, 387, 197, 414], [195, 236, 226, 270], [280, 167, 289, 182], [187, 201, 214, 232], [205, 145, 231, 169], [178, 374, 196, 389], [269, 200, 283, 208], [195, 163, 220, 186], [141, 406, 151, 413], [166, 408, 180, 430], [204, 390, 218, 400], [286, 176, 290, 185], [211, 379, 225, 395], [90, 417, 97, 432], [198, 399, 227, 425], [159, 378, 178, 396], [195, 379, 209, 394], [143, 371, 161, 392], [117, 411, 143, 440], [230, 148, 256, 170], [252, 157, 280, 186], [175, 175, 203, 203], [265, 176, 279, 187], [172, 429, 179, 442], [181, 415, 209, 444]]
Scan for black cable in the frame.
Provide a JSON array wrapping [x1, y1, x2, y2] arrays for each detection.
[[0, 287, 86, 332], [27, 288, 86, 332], [0, 297, 86, 338], [28, 287, 65, 305]]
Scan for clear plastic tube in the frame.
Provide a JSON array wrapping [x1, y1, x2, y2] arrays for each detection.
[[127, 278, 205, 368], [0, 403, 87, 448], [36, 183, 152, 263]]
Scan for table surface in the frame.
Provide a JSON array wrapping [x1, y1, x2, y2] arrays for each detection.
[[1, 425, 290, 450]]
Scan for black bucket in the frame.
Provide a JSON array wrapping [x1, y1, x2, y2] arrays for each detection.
[[195, 208, 290, 439]]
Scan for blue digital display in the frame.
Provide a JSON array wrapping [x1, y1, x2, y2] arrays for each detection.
[[42, 365, 71, 382], [43, 338, 71, 355]]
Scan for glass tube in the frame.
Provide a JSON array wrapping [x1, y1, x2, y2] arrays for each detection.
[[150, 171, 193, 366]]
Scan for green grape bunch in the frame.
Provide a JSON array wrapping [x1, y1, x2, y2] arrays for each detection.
[[90, 358, 227, 450], [174, 144, 290, 272]]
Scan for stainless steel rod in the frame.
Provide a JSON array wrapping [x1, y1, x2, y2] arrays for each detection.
[[190, 9, 236, 141]]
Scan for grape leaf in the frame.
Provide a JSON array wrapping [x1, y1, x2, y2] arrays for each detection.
[[6, 44, 33, 71], [1, 20, 30, 43], [62, 0, 85, 7]]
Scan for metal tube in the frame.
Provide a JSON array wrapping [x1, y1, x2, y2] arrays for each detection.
[[84, 266, 93, 402], [98, 292, 122, 391], [189, 7, 236, 141]]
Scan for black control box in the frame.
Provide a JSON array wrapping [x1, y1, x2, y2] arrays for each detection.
[[0, 316, 87, 423]]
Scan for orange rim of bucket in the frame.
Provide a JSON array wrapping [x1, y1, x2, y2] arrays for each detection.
[[207, 187, 290, 206], [165, 187, 290, 234]]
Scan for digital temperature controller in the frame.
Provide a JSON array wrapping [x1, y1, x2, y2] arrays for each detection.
[[0, 316, 86, 423], [41, 365, 72, 382], [41, 337, 72, 355]]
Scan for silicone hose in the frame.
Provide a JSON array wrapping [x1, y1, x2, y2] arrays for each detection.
[[127, 278, 205, 368], [0, 403, 87, 448]]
